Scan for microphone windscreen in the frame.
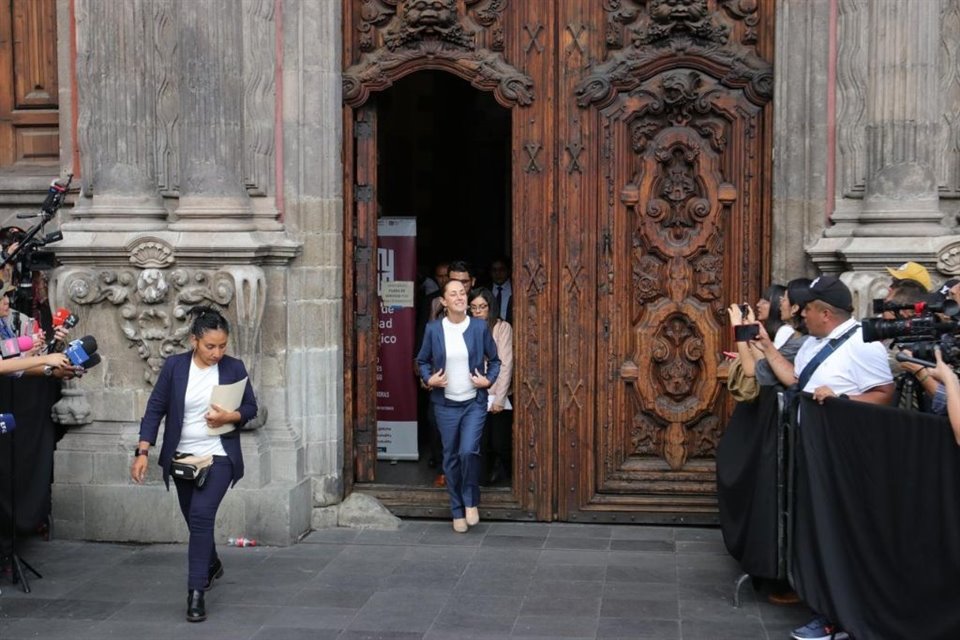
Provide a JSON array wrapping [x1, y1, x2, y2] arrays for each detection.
[[1, 335, 35, 358], [53, 308, 78, 329], [81, 353, 101, 369], [16, 335, 33, 351], [78, 335, 97, 354]]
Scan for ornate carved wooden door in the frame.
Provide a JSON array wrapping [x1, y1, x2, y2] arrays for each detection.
[[343, 0, 558, 520], [555, 0, 774, 522], [343, 0, 774, 522]]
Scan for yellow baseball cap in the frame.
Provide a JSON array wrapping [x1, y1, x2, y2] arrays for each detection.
[[886, 261, 931, 292]]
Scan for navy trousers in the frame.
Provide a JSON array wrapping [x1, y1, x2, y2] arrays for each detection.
[[433, 397, 487, 519], [174, 455, 233, 591]]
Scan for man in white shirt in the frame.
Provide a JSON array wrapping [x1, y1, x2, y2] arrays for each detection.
[[792, 275, 894, 405]]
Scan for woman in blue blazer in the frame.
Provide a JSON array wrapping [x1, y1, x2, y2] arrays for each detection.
[[416, 279, 500, 532], [130, 306, 257, 623]]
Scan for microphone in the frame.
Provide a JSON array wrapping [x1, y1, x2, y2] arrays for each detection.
[[40, 176, 70, 216], [64, 335, 98, 367], [0, 335, 34, 359], [79, 353, 101, 370], [0, 413, 15, 434], [53, 308, 78, 329]]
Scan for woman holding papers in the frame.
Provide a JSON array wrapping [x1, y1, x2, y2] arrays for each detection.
[[417, 279, 500, 533], [130, 305, 257, 623]]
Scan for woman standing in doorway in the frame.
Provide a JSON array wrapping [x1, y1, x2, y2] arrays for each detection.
[[468, 287, 514, 485], [130, 306, 258, 623], [417, 279, 500, 532]]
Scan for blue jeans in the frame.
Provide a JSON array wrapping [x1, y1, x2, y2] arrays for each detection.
[[433, 397, 487, 519], [174, 456, 233, 590]]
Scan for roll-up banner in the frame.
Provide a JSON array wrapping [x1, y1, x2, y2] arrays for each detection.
[[376, 218, 418, 460]]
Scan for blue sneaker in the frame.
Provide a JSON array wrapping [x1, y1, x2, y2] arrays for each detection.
[[791, 616, 849, 640]]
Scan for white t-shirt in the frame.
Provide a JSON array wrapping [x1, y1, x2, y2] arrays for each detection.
[[442, 316, 476, 402], [793, 318, 893, 395], [176, 359, 227, 457], [773, 324, 795, 350]]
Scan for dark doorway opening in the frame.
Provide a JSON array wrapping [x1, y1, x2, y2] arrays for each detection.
[[372, 70, 513, 489]]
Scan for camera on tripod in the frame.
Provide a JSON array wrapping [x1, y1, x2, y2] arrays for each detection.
[[2, 175, 71, 273], [862, 296, 960, 365]]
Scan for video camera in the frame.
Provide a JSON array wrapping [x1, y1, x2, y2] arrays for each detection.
[[862, 295, 960, 365], [2, 174, 71, 272]]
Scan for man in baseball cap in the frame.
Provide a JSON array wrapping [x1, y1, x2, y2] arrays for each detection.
[[790, 275, 854, 313], [886, 261, 932, 292]]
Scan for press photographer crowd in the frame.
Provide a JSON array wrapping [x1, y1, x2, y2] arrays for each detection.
[[0, 175, 101, 591], [719, 262, 960, 640]]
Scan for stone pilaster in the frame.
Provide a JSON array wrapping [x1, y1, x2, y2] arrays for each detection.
[[171, 0, 255, 230], [72, 0, 166, 229], [854, 0, 943, 236]]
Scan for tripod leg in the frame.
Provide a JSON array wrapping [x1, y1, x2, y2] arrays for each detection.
[[10, 553, 32, 593]]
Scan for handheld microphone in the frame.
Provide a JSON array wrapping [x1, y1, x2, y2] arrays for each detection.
[[53, 308, 78, 329], [79, 353, 101, 370], [0, 413, 15, 434], [64, 335, 98, 367], [0, 335, 34, 359]]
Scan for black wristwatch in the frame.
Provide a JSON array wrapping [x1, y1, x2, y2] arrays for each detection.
[[134, 447, 149, 457]]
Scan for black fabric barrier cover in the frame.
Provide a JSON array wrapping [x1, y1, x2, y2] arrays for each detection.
[[0, 375, 62, 536], [792, 396, 960, 640], [717, 386, 782, 579]]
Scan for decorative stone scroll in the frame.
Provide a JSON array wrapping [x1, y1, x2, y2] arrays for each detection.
[[53, 241, 267, 392], [577, 0, 772, 108], [344, 0, 533, 108]]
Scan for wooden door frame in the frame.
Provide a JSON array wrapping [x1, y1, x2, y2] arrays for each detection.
[[341, 0, 557, 521]]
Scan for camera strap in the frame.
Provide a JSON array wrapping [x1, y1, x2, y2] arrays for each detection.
[[796, 323, 860, 391]]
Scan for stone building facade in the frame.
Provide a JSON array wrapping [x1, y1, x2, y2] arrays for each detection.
[[0, 0, 955, 543]]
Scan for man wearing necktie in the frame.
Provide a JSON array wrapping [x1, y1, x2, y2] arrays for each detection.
[[490, 258, 512, 325]]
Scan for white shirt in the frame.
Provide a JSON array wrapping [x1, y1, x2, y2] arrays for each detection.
[[177, 359, 227, 457], [442, 316, 475, 402], [773, 324, 795, 350], [793, 318, 893, 395]]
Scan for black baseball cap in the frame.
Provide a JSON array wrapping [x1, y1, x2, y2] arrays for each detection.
[[792, 275, 853, 312]]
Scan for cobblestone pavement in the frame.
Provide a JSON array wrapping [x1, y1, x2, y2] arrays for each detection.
[[0, 521, 812, 639]]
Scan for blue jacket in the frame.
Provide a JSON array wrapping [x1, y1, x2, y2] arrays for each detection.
[[139, 351, 258, 488], [416, 316, 501, 405]]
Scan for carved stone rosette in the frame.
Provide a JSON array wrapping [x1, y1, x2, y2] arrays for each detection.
[[344, 0, 534, 108]]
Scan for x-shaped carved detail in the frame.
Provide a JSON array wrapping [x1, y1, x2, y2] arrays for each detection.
[[564, 380, 584, 412], [565, 23, 587, 57], [524, 22, 544, 54], [523, 262, 547, 295], [565, 141, 584, 174], [523, 142, 543, 173], [565, 263, 584, 296]]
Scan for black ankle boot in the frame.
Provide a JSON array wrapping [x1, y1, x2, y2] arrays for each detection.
[[186, 589, 206, 622], [207, 557, 224, 589]]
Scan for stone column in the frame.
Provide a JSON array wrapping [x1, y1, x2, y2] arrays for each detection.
[[171, 0, 256, 230], [854, 0, 943, 236], [72, 0, 166, 229]]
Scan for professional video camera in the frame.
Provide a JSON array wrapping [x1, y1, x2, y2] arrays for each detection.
[[1, 174, 71, 273], [862, 295, 960, 365]]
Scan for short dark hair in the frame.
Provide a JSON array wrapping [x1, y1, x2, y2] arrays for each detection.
[[468, 287, 499, 331], [888, 279, 927, 304], [188, 305, 230, 339], [447, 260, 472, 278]]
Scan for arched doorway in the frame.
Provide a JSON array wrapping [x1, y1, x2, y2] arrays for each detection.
[[342, 0, 775, 523]]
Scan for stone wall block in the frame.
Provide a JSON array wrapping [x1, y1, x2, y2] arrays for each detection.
[[312, 473, 343, 508], [53, 451, 94, 485]]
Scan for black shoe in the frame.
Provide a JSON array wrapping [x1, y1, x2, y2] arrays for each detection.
[[206, 557, 224, 589], [186, 589, 206, 622]]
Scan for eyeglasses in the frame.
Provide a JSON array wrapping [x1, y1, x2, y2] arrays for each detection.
[[469, 304, 489, 312]]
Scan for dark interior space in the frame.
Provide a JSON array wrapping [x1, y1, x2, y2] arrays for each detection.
[[373, 71, 513, 488], [376, 70, 512, 285]]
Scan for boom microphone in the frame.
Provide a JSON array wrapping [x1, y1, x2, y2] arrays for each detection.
[[64, 335, 97, 367], [0, 335, 34, 359]]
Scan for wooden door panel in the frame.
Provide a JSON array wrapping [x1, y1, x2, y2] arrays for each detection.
[[558, 0, 774, 522], [0, 0, 59, 167]]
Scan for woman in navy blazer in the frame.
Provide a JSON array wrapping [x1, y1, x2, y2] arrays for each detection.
[[417, 279, 500, 532], [130, 306, 257, 623]]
